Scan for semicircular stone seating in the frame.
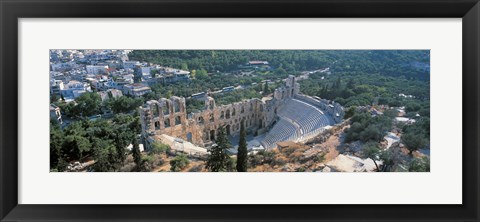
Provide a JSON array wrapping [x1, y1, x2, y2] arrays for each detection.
[[260, 99, 332, 149]]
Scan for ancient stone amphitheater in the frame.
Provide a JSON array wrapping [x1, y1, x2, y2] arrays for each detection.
[[260, 98, 336, 149], [139, 75, 344, 151]]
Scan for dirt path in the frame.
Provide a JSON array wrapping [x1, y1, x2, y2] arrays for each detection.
[[322, 134, 341, 162]]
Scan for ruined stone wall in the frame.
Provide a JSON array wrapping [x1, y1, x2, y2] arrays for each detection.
[[138, 75, 333, 148], [140, 95, 273, 147]]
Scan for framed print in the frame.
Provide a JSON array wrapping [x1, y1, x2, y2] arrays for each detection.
[[1, 0, 479, 221]]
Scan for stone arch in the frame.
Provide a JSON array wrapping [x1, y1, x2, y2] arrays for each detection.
[[226, 125, 231, 135], [186, 132, 192, 142], [175, 116, 181, 125], [220, 111, 225, 119], [226, 109, 231, 119], [209, 100, 215, 110], [153, 104, 159, 116], [174, 101, 180, 113], [209, 113, 214, 122], [198, 116, 205, 124], [163, 101, 170, 115], [154, 121, 160, 130], [210, 130, 215, 141], [164, 118, 171, 128], [232, 108, 236, 116]]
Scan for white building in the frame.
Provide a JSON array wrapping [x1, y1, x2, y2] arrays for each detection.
[[50, 104, 63, 124], [97, 89, 123, 102], [123, 61, 140, 69], [122, 84, 152, 97], [50, 79, 64, 95], [61, 80, 92, 99], [51, 62, 76, 72], [86, 65, 108, 74]]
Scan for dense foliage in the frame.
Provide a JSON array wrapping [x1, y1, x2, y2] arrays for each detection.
[[53, 92, 102, 118], [50, 113, 141, 171], [236, 121, 248, 172], [130, 50, 429, 80], [170, 154, 190, 172], [213, 88, 262, 106], [300, 73, 429, 108], [205, 126, 232, 172], [345, 112, 393, 143], [130, 50, 333, 74]]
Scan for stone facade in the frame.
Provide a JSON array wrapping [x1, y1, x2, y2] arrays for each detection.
[[139, 75, 344, 149]]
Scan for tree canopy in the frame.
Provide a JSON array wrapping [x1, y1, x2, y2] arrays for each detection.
[[205, 126, 232, 172], [236, 121, 248, 172]]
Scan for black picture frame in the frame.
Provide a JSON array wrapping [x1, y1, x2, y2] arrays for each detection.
[[1, 0, 479, 221]]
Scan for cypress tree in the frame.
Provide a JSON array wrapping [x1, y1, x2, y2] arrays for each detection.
[[132, 138, 142, 170], [263, 82, 269, 95], [205, 126, 231, 172], [236, 120, 248, 172]]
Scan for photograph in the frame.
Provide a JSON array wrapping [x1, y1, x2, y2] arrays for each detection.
[[50, 50, 430, 172], [2, 0, 478, 220]]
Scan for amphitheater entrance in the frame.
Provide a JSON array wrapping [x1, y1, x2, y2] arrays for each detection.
[[210, 130, 215, 141], [226, 125, 231, 136]]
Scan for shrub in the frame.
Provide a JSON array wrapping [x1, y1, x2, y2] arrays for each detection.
[[409, 156, 430, 172], [151, 141, 171, 154], [139, 155, 155, 171], [170, 154, 190, 172]]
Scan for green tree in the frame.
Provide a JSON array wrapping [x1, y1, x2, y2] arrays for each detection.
[[344, 106, 356, 119], [275, 67, 288, 77], [409, 156, 430, 172], [150, 141, 170, 154], [263, 82, 270, 95], [61, 121, 91, 161], [150, 69, 158, 78], [360, 125, 383, 142], [205, 126, 232, 172], [401, 132, 428, 155], [236, 121, 248, 172], [170, 154, 190, 172], [181, 63, 189, 71], [361, 141, 381, 171], [50, 121, 64, 169], [92, 138, 120, 172], [196, 69, 208, 79], [132, 138, 142, 170], [74, 92, 102, 117], [106, 96, 143, 114], [379, 144, 405, 172]]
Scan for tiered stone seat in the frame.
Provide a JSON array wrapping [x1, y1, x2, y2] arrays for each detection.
[[260, 118, 299, 149], [261, 98, 332, 149]]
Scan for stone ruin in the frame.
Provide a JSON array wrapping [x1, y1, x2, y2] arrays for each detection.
[[139, 75, 345, 150]]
